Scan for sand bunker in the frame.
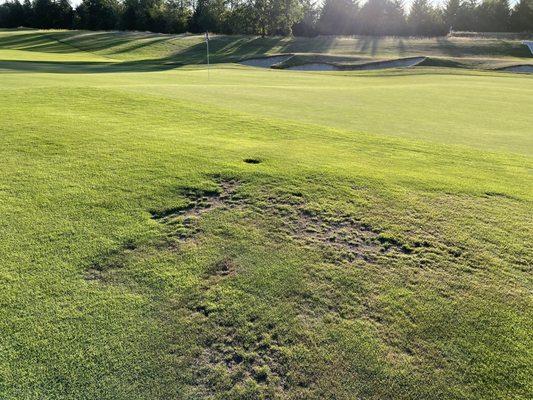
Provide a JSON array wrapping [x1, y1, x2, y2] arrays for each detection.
[[286, 57, 425, 72], [240, 55, 291, 68], [353, 57, 426, 70], [501, 65, 533, 74], [523, 41, 533, 55], [287, 63, 339, 71]]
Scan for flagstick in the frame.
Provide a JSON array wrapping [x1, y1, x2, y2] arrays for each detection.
[[206, 32, 210, 81]]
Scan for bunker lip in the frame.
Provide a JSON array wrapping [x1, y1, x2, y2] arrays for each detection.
[[285, 56, 426, 71], [499, 64, 533, 74], [287, 62, 339, 71], [239, 55, 293, 68], [348, 56, 427, 70], [523, 41, 533, 56]]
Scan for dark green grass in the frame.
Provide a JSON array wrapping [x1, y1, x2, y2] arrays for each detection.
[[0, 30, 532, 399]]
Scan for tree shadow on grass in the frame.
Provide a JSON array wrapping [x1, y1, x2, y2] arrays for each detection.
[[55, 31, 191, 57], [0, 30, 187, 57], [397, 38, 406, 56], [0, 58, 186, 73], [355, 36, 383, 56], [435, 36, 532, 58], [168, 35, 294, 63], [4, 30, 529, 76], [0, 30, 358, 73], [0, 31, 80, 54], [0, 32, 311, 72]]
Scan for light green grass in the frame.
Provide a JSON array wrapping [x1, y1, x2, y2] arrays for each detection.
[[0, 29, 532, 400]]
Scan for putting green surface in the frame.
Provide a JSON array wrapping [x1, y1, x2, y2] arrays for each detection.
[[0, 30, 532, 399]]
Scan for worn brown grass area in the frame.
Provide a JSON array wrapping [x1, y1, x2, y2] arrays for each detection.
[[189, 293, 291, 398], [144, 180, 428, 396], [81, 178, 530, 399], [150, 179, 241, 241]]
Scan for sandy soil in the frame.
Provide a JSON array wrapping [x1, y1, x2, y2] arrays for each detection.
[[352, 57, 427, 70], [287, 63, 339, 71], [240, 55, 292, 68], [286, 57, 426, 72]]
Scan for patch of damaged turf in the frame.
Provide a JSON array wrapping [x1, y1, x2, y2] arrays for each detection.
[[84, 240, 137, 282], [187, 276, 293, 398], [80, 176, 517, 399], [150, 179, 241, 242]]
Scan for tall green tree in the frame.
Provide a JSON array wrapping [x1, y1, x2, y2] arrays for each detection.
[[32, 0, 73, 28], [269, 0, 303, 34], [0, 0, 26, 27], [190, 0, 227, 32], [476, 0, 510, 31], [358, 0, 406, 35], [444, 0, 479, 31], [223, 0, 257, 34], [0, 0, 529, 36], [408, 0, 446, 35], [510, 0, 533, 31], [317, 0, 358, 35], [163, 0, 192, 33], [121, 0, 164, 31], [292, 0, 319, 36], [76, 0, 121, 30], [443, 0, 460, 29]]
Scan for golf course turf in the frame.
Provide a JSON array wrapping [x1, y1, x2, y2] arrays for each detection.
[[0, 29, 532, 399]]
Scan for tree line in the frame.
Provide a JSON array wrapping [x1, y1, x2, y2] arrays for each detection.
[[0, 0, 532, 37]]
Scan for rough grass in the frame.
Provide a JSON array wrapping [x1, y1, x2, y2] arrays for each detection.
[[0, 29, 532, 399]]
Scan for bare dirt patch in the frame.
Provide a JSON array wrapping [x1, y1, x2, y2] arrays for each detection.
[[205, 257, 237, 278], [150, 179, 240, 242], [87, 179, 419, 286], [151, 179, 415, 265], [250, 192, 415, 265], [191, 312, 288, 397], [84, 178, 443, 397]]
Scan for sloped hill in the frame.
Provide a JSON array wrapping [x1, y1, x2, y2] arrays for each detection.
[[2, 29, 532, 65]]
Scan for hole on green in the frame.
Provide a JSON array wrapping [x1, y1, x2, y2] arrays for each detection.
[[244, 158, 262, 164]]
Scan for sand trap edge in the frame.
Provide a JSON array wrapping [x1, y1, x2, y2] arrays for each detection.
[[239, 55, 293, 68], [499, 65, 533, 74]]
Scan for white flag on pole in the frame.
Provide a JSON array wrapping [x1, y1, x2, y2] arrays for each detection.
[[205, 31, 210, 80]]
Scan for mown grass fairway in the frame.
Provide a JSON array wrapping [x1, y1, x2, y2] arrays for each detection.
[[0, 30, 532, 399]]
